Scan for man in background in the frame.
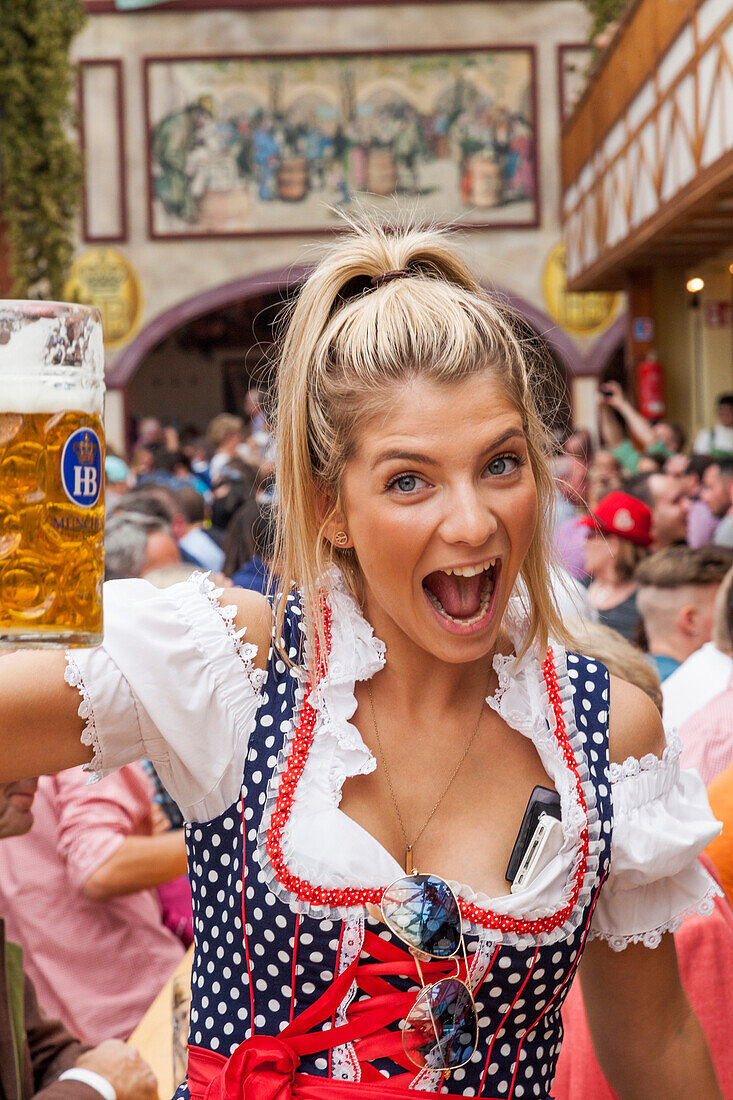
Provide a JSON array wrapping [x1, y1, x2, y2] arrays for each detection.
[[663, 566, 733, 729], [680, 568, 733, 784], [693, 393, 733, 457], [626, 471, 691, 550], [104, 512, 181, 582], [175, 485, 225, 572], [0, 777, 158, 1100], [701, 460, 733, 549], [0, 761, 187, 1046], [636, 546, 733, 682]]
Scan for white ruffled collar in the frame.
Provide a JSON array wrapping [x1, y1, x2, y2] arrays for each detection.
[[256, 569, 602, 946], [307, 569, 386, 789], [313, 569, 535, 783]]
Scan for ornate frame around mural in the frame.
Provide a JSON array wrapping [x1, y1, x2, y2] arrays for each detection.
[[556, 43, 593, 126], [77, 58, 129, 243], [142, 45, 541, 240], [87, 1, 523, 11]]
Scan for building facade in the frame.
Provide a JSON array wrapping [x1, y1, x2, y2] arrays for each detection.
[[73, 0, 618, 451], [562, 0, 733, 440]]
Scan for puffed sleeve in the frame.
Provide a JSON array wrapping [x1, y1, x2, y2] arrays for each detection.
[[63, 572, 265, 822], [591, 731, 723, 950]]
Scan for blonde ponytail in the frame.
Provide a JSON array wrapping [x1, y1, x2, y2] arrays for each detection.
[[272, 217, 568, 670]]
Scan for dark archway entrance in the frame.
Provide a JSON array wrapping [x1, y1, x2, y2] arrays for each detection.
[[110, 268, 594, 443], [122, 288, 290, 439]]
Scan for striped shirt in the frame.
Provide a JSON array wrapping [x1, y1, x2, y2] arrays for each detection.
[[680, 671, 733, 785]]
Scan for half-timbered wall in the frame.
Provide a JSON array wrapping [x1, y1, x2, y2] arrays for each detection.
[[563, 0, 733, 289]]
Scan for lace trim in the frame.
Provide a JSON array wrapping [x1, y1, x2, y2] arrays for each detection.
[[410, 928, 500, 1091], [479, 644, 605, 945], [592, 878, 721, 951], [257, 622, 605, 945], [311, 570, 385, 803], [331, 917, 364, 1082], [608, 728, 683, 783], [64, 655, 102, 782], [189, 571, 267, 693], [256, 577, 610, 944]]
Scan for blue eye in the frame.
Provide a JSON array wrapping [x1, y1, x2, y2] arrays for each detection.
[[486, 454, 520, 477], [388, 474, 425, 494]]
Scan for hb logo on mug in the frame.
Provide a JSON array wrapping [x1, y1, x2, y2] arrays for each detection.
[[61, 428, 103, 508]]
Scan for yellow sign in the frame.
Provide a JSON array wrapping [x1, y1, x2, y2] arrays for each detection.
[[63, 248, 143, 350], [543, 243, 622, 337]]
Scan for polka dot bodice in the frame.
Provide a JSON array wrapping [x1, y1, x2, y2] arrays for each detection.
[[178, 598, 613, 1100]]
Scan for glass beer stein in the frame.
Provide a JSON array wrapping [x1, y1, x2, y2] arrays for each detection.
[[0, 301, 105, 647]]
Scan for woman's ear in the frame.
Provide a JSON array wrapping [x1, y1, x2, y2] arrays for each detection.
[[324, 512, 353, 550], [314, 483, 353, 550]]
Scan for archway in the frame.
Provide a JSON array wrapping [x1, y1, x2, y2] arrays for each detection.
[[110, 266, 593, 444]]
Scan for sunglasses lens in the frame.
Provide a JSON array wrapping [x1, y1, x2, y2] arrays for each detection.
[[381, 874, 461, 958], [403, 977, 477, 1071]]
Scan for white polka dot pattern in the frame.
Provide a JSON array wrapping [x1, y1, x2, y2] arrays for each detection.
[[177, 605, 613, 1100]]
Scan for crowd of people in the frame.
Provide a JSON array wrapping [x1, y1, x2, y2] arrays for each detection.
[[546, 381, 733, 1090], [0, 395, 278, 1100], [553, 384, 733, 780], [6, 343, 733, 1097]]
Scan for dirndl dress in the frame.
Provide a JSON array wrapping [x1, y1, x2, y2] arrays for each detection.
[[65, 570, 721, 1099]]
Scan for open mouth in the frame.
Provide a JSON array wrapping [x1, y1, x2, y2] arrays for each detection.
[[422, 558, 500, 627]]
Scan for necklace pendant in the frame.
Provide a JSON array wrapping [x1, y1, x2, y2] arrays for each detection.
[[405, 845, 413, 875]]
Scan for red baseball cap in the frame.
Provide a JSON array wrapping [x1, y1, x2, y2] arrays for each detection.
[[579, 491, 653, 547]]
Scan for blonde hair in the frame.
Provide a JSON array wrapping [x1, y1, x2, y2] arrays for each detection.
[[567, 618, 663, 714], [273, 218, 568, 670], [207, 413, 244, 449]]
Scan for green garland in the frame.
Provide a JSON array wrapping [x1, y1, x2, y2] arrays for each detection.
[[0, 0, 86, 298], [583, 0, 628, 40]]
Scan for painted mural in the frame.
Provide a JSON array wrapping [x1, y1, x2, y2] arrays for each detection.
[[146, 50, 537, 236]]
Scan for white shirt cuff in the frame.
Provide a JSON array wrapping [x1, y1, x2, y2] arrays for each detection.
[[57, 1068, 117, 1100]]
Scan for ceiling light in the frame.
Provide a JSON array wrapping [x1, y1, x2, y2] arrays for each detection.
[[686, 277, 705, 293]]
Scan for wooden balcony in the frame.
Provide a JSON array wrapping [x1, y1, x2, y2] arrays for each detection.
[[562, 0, 733, 290]]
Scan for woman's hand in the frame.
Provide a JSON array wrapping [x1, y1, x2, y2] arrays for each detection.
[[580, 934, 722, 1098]]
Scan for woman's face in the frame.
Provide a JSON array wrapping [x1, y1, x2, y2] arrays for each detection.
[[338, 374, 538, 665], [583, 529, 617, 577]]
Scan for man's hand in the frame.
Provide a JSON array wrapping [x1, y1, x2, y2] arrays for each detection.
[[75, 1040, 158, 1100], [150, 802, 172, 836]]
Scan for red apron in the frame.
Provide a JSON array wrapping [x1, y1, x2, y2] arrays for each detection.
[[187, 931, 505, 1100]]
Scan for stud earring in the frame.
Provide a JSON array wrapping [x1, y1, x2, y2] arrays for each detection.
[[333, 530, 350, 548]]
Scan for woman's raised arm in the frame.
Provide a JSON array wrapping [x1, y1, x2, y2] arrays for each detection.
[[0, 580, 273, 788], [0, 649, 91, 782]]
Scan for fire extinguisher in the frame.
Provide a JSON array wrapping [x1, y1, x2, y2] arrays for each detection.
[[637, 351, 666, 420]]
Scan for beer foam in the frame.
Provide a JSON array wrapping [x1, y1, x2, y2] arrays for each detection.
[[0, 380, 101, 415], [0, 301, 104, 415]]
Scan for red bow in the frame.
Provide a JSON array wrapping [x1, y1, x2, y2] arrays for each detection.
[[203, 1035, 300, 1100]]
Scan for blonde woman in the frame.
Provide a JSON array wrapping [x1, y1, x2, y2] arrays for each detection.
[[0, 223, 722, 1099]]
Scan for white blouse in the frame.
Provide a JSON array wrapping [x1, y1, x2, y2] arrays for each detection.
[[65, 570, 721, 951]]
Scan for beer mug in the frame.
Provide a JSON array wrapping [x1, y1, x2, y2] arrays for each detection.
[[0, 302, 105, 647]]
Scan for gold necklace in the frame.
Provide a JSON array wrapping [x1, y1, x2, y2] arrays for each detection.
[[366, 674, 489, 874]]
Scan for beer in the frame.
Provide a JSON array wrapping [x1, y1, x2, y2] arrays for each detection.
[[0, 302, 105, 647]]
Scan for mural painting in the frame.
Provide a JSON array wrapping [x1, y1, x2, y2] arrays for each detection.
[[145, 49, 538, 236]]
